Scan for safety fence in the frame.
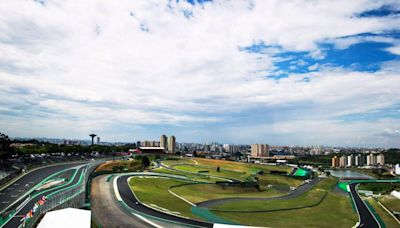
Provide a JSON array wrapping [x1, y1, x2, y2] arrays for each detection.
[[17, 161, 99, 228]]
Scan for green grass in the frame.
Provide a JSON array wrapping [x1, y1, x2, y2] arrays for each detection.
[[152, 167, 222, 183], [358, 183, 400, 194], [214, 191, 357, 227], [257, 173, 303, 188], [380, 196, 400, 212], [172, 183, 283, 204], [194, 158, 292, 174], [162, 158, 197, 167], [366, 198, 400, 228], [212, 177, 337, 211], [129, 176, 201, 220], [162, 158, 301, 187], [173, 164, 248, 181]]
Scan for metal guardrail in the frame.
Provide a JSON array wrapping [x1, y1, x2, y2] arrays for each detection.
[[18, 161, 100, 228]]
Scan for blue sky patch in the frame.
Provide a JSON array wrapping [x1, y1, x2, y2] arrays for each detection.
[[358, 5, 400, 17], [241, 38, 400, 78]]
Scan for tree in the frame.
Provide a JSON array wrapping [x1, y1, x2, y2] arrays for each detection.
[[0, 132, 13, 159], [141, 156, 150, 168]]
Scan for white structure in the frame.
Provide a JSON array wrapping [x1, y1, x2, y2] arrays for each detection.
[[376, 154, 385, 165], [37, 208, 91, 228], [390, 190, 400, 199], [395, 164, 400, 175], [223, 144, 230, 153], [347, 155, 353, 167]]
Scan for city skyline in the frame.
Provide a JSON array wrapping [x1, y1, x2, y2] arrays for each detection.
[[1, 0, 400, 147]]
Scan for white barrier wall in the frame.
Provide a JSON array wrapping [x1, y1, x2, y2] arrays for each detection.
[[390, 190, 400, 199]]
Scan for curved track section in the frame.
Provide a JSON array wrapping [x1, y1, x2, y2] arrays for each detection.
[[91, 175, 153, 228], [2, 165, 87, 228], [349, 182, 381, 228], [117, 175, 213, 228], [196, 178, 319, 208], [0, 162, 87, 214]]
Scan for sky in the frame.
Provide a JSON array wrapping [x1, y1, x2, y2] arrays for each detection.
[[0, 0, 400, 147]]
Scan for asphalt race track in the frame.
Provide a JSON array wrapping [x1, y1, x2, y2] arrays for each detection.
[[197, 178, 320, 208], [117, 175, 213, 228], [2, 165, 86, 228], [348, 183, 380, 228], [0, 162, 87, 214], [91, 175, 153, 228]]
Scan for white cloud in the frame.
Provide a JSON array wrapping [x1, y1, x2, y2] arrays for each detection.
[[386, 45, 400, 55], [0, 0, 400, 145]]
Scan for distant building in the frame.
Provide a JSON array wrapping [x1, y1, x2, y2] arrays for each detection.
[[223, 144, 230, 153], [331, 156, 339, 167], [160, 135, 167, 150], [339, 155, 347, 168], [167, 136, 176, 154], [310, 146, 322, 156], [134, 147, 166, 154], [354, 154, 365, 166], [347, 155, 353, 167], [251, 144, 269, 158], [395, 164, 400, 175], [366, 153, 373, 166], [376, 154, 385, 165], [96, 137, 100, 144]]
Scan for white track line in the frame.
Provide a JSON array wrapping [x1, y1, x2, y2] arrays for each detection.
[[168, 188, 196, 206], [377, 200, 400, 225], [113, 176, 122, 201], [131, 212, 164, 228]]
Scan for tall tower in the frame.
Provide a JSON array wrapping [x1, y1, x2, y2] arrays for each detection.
[[89, 133, 97, 145], [167, 136, 176, 154], [160, 135, 167, 150]]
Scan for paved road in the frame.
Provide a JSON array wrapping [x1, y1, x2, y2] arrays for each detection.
[[3, 165, 86, 228], [91, 175, 155, 228], [118, 175, 213, 228], [348, 183, 380, 228], [196, 178, 319, 208], [0, 162, 87, 215]]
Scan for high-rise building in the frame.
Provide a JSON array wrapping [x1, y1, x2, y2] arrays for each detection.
[[355, 154, 360, 166], [223, 144, 230, 153], [339, 155, 347, 168], [367, 153, 377, 166], [96, 137, 100, 144], [167, 136, 176, 154], [376, 154, 385, 165], [160, 135, 167, 150], [347, 155, 353, 167], [251, 144, 269, 158], [331, 156, 339, 167]]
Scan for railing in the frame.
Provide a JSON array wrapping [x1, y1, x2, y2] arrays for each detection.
[[19, 161, 99, 228]]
